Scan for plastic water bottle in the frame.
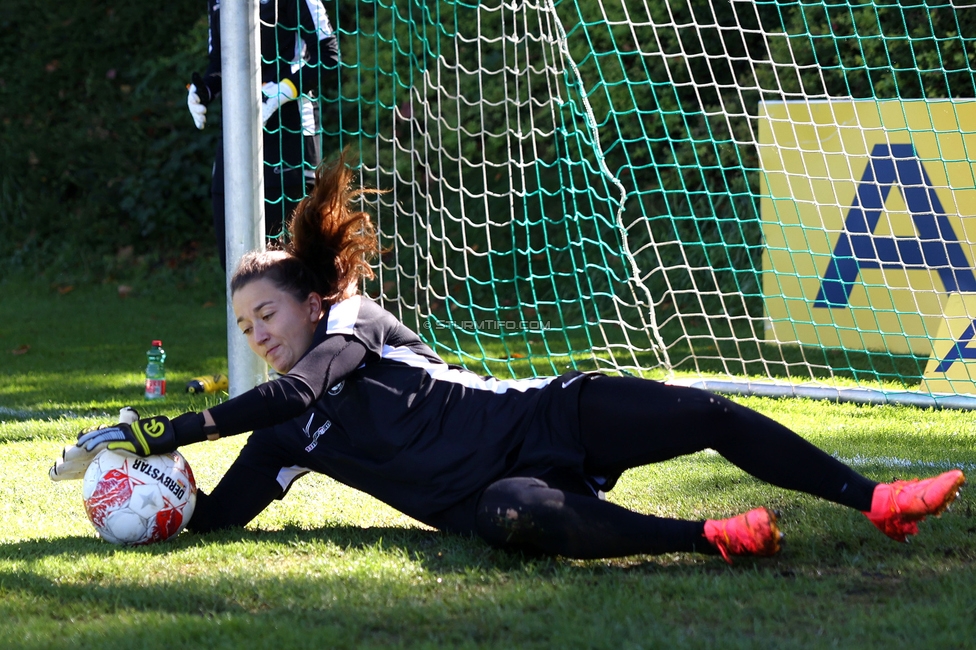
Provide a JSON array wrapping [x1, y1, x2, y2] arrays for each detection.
[[144, 340, 166, 400]]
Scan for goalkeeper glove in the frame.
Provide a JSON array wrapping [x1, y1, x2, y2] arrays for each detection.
[[260, 79, 298, 126], [187, 73, 212, 130], [49, 407, 140, 481], [187, 89, 207, 130], [77, 414, 178, 457], [49, 443, 102, 481]]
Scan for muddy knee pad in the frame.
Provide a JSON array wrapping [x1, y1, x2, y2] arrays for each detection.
[[475, 477, 576, 551]]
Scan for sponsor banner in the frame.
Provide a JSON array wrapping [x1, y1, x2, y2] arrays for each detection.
[[922, 293, 976, 395], [759, 100, 976, 354]]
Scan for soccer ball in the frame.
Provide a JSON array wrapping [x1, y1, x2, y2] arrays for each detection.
[[82, 448, 197, 546]]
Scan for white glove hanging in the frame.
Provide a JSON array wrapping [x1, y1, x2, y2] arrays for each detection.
[[187, 84, 207, 130]]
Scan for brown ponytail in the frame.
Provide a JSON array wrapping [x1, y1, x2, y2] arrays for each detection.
[[285, 149, 380, 304]]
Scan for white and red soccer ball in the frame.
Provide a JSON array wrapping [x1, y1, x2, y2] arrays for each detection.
[[82, 448, 197, 545]]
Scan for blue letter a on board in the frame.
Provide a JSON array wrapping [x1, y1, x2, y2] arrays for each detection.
[[814, 143, 976, 308], [934, 320, 976, 373]]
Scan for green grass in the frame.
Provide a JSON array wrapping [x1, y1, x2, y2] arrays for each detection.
[[2, 272, 976, 649]]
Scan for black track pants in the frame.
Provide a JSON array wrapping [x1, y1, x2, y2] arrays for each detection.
[[474, 376, 878, 558], [211, 181, 308, 271]]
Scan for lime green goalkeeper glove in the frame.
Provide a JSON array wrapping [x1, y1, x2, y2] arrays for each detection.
[[76, 415, 178, 457]]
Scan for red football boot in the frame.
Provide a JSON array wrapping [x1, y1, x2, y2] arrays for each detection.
[[704, 507, 783, 564], [864, 470, 966, 542]]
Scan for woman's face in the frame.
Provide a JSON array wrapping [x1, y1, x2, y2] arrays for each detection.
[[232, 278, 323, 374]]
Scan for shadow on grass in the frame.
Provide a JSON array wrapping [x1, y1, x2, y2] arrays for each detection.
[[4, 513, 976, 649], [0, 542, 809, 649], [1, 525, 696, 576], [8, 498, 973, 574]]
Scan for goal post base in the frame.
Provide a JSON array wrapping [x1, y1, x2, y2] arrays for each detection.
[[669, 379, 976, 412]]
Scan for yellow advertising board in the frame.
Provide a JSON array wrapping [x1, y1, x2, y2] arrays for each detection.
[[921, 293, 976, 395], [759, 100, 976, 355]]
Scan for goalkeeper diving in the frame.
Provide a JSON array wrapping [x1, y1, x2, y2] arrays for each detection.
[[52, 150, 966, 562]]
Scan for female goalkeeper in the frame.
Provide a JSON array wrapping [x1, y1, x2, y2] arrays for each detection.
[[67, 152, 966, 563]]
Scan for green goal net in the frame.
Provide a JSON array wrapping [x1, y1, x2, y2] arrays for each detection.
[[299, 1, 976, 403]]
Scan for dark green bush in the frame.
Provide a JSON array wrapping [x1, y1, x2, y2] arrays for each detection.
[[0, 0, 214, 282], [3, 0, 974, 312]]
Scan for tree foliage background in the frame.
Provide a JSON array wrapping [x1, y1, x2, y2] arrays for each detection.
[[0, 0, 216, 281], [1, 0, 973, 297]]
